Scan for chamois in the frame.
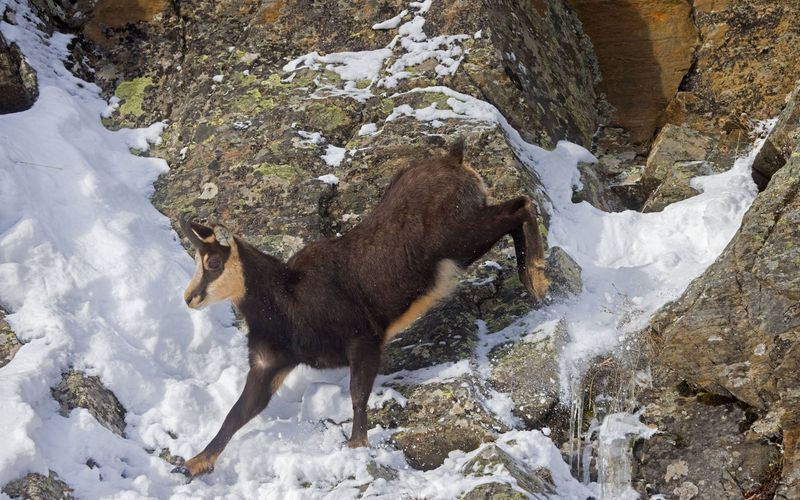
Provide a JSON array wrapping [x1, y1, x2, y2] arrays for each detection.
[[172, 141, 549, 478]]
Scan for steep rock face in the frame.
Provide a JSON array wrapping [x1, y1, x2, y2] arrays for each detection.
[[83, 0, 170, 42], [573, 0, 800, 211], [686, 1, 800, 127], [645, 147, 800, 496], [16, 0, 798, 494], [569, 0, 698, 144], [752, 82, 800, 189], [634, 386, 782, 499], [0, 32, 38, 113], [480, 0, 601, 146]]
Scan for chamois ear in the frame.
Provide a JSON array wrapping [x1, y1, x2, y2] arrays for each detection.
[[447, 137, 465, 164], [213, 225, 233, 247], [190, 221, 214, 241]]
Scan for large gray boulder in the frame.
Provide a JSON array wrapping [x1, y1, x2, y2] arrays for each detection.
[[645, 151, 800, 497], [751, 81, 800, 189]]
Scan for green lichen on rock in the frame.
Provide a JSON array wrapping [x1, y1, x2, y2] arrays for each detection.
[[305, 102, 350, 134], [262, 73, 284, 87], [367, 393, 407, 429], [233, 88, 275, 114], [235, 72, 259, 87], [2, 470, 74, 500], [254, 162, 304, 180], [478, 272, 534, 333], [415, 91, 452, 110], [0, 308, 22, 369], [114, 77, 153, 117], [345, 135, 364, 150], [378, 98, 395, 116], [319, 70, 343, 86], [285, 69, 318, 88], [258, 233, 306, 260], [51, 370, 127, 436]]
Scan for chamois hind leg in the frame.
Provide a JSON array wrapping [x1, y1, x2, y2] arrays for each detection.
[[172, 355, 295, 478], [345, 339, 381, 448]]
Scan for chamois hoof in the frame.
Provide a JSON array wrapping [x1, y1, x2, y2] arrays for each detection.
[[170, 465, 194, 482], [346, 436, 369, 448], [525, 264, 550, 301]]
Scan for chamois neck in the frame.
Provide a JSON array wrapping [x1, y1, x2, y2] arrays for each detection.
[[235, 240, 293, 324]]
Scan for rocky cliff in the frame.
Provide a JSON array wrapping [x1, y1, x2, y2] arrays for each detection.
[[1, 0, 798, 498]]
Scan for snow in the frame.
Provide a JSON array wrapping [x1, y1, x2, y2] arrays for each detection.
[[317, 174, 339, 186], [0, 0, 762, 497], [101, 95, 120, 118], [211, 74, 224, 83], [358, 122, 378, 136], [372, 10, 408, 30], [296, 130, 346, 167], [295, 129, 323, 145], [321, 145, 346, 167], [283, 0, 468, 97]]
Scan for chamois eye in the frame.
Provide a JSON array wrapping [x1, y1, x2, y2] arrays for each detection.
[[207, 255, 222, 271]]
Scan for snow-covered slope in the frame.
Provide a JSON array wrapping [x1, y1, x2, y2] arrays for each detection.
[[0, 0, 760, 498]]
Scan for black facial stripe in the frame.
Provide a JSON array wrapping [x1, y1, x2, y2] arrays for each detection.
[[200, 268, 221, 288]]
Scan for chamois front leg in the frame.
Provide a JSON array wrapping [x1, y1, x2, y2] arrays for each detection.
[[508, 197, 549, 300], [346, 339, 381, 448], [455, 196, 549, 299], [172, 358, 294, 479]]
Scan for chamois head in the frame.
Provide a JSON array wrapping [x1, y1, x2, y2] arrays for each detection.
[[180, 216, 245, 309]]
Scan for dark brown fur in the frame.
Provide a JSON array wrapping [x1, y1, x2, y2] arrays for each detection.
[[173, 142, 548, 478]]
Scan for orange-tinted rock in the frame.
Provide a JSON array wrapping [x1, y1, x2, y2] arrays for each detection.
[[569, 0, 698, 143], [685, 1, 800, 123], [693, 0, 732, 13], [85, 0, 171, 42]]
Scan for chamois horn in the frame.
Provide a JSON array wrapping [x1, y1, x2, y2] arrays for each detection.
[[180, 213, 210, 250]]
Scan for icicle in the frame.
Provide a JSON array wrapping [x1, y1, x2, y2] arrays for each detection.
[[596, 412, 656, 499]]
